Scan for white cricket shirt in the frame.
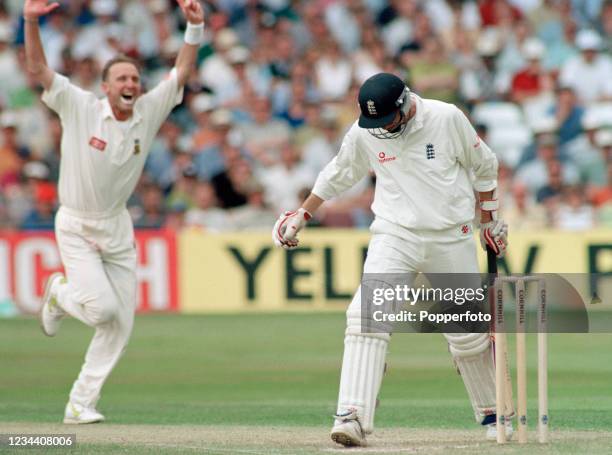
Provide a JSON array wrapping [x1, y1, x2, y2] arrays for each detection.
[[42, 70, 183, 217], [312, 95, 498, 231]]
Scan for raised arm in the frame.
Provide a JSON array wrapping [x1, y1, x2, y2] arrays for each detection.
[[23, 0, 59, 90], [174, 0, 205, 87]]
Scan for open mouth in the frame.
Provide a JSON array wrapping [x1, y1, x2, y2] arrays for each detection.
[[120, 93, 135, 105]]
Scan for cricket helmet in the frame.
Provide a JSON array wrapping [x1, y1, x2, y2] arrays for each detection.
[[357, 73, 411, 139]]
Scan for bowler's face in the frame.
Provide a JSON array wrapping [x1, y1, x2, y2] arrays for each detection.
[[102, 62, 142, 119]]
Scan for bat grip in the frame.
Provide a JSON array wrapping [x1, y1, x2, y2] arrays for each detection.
[[487, 246, 497, 275]]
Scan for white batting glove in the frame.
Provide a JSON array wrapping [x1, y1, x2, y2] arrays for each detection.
[[480, 220, 508, 258], [272, 208, 312, 249]]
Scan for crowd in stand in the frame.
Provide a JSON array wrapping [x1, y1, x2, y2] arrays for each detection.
[[0, 0, 611, 231]]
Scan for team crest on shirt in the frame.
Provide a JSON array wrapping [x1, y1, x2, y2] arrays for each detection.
[[460, 224, 471, 235], [426, 143, 435, 160], [89, 136, 107, 151]]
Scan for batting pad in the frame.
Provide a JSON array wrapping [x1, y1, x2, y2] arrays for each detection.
[[445, 333, 496, 422], [336, 334, 388, 433]]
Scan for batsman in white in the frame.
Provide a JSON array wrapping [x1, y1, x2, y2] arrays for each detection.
[[25, 0, 204, 424], [272, 73, 510, 446]]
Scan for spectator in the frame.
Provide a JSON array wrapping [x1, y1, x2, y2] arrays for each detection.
[[409, 35, 458, 103], [198, 27, 241, 105], [72, 0, 124, 68], [541, 18, 579, 71], [166, 163, 199, 210], [559, 29, 612, 103], [565, 109, 611, 184], [510, 38, 551, 104], [185, 181, 227, 231], [20, 180, 57, 230], [146, 120, 187, 191], [0, 20, 27, 107], [590, 159, 612, 207], [528, 0, 564, 46], [600, 0, 612, 54], [379, 0, 419, 56], [536, 159, 566, 204], [193, 108, 238, 181], [258, 140, 315, 214], [301, 107, 342, 176], [163, 201, 188, 231], [0, 111, 28, 188], [554, 185, 596, 229], [501, 181, 549, 229], [479, 0, 523, 27], [239, 96, 291, 166], [231, 180, 277, 230], [464, 29, 506, 103], [132, 183, 166, 229], [212, 157, 251, 208], [517, 133, 579, 194], [189, 93, 217, 150], [225, 45, 271, 107], [10, 161, 52, 226], [71, 56, 101, 95], [314, 39, 352, 101], [552, 85, 584, 145]]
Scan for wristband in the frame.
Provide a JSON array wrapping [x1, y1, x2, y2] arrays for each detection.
[[184, 22, 204, 46], [479, 199, 498, 211]]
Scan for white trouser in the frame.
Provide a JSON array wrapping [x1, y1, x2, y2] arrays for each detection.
[[336, 223, 495, 431], [54, 206, 137, 409]]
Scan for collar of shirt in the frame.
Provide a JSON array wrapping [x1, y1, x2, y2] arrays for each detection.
[[406, 94, 425, 134], [101, 98, 143, 127]]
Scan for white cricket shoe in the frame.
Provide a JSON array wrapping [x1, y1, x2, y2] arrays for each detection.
[[39, 273, 66, 337], [63, 402, 105, 424], [486, 421, 514, 441], [331, 409, 367, 447]]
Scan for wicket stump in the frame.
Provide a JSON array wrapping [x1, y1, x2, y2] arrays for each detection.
[[494, 275, 548, 444]]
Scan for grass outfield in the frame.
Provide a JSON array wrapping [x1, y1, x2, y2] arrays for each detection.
[[1, 313, 611, 454]]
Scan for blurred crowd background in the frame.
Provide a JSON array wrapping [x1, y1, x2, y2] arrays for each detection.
[[0, 0, 611, 231]]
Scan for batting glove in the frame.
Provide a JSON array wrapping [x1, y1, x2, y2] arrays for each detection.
[[272, 208, 312, 249], [480, 220, 508, 258]]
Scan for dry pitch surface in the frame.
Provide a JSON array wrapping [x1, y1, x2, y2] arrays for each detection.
[[2, 423, 611, 454]]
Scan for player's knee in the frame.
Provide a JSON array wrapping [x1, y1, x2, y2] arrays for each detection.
[[445, 332, 490, 358], [87, 289, 121, 326], [346, 309, 391, 342]]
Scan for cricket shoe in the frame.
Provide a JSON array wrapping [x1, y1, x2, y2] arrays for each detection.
[[486, 421, 514, 441], [39, 273, 67, 337], [63, 402, 105, 424], [331, 409, 367, 447]]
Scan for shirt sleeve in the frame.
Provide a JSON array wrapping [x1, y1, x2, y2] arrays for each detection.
[[452, 106, 498, 192], [138, 68, 184, 130], [41, 73, 93, 119], [311, 128, 370, 200]]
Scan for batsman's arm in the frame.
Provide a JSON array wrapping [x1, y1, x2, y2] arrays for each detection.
[[273, 129, 369, 248], [175, 0, 205, 87], [24, 0, 59, 90], [300, 193, 325, 215], [478, 190, 495, 224], [452, 107, 498, 193], [310, 129, 370, 201]]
